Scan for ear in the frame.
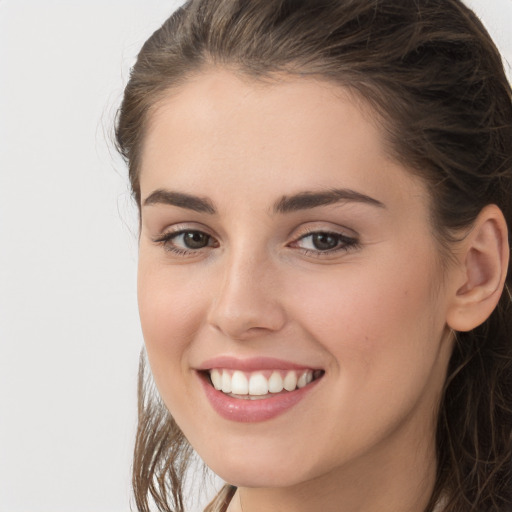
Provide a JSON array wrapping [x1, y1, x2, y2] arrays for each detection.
[[446, 204, 509, 332]]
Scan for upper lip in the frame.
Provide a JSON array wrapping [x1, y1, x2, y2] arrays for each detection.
[[196, 356, 323, 372]]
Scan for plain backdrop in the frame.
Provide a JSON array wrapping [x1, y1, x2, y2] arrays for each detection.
[[0, 1, 511, 511]]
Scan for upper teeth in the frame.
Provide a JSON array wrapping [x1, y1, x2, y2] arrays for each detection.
[[209, 369, 315, 396]]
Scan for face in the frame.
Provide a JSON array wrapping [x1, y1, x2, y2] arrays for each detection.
[[137, 70, 455, 489]]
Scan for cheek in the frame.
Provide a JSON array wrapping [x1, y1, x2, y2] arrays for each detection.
[[289, 253, 445, 384], [137, 261, 207, 393], [279, 256, 448, 466]]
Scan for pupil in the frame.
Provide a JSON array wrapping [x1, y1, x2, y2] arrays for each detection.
[[312, 233, 338, 250], [184, 231, 209, 249]]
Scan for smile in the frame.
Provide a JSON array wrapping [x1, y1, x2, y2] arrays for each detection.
[[208, 369, 323, 399], [198, 360, 325, 422]]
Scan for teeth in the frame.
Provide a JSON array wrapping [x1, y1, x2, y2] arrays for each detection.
[[283, 371, 298, 391], [221, 371, 232, 393], [268, 371, 284, 393], [211, 369, 222, 390], [209, 369, 317, 396], [249, 373, 268, 395], [297, 371, 313, 388], [297, 372, 308, 388], [231, 371, 248, 395]]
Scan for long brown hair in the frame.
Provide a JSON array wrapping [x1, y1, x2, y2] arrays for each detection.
[[116, 1, 512, 510]]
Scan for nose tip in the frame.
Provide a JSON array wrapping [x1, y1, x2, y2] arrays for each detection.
[[207, 260, 286, 340], [209, 304, 285, 340]]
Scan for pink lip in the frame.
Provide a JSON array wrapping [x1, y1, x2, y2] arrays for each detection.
[[197, 368, 322, 423], [197, 356, 319, 372]]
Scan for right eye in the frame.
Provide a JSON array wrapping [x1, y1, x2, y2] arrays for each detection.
[[153, 229, 219, 254]]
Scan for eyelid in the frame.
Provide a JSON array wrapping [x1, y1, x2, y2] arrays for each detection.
[[152, 224, 219, 255], [151, 221, 219, 240], [291, 231, 358, 247], [289, 222, 358, 241], [287, 225, 360, 256]]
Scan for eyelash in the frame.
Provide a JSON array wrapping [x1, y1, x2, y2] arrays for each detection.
[[152, 229, 360, 258], [153, 230, 218, 256], [291, 231, 360, 256]]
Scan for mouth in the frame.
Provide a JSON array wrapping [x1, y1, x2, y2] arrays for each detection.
[[196, 356, 326, 422], [205, 368, 325, 400]]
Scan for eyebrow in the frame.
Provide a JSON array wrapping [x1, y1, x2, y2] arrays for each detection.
[[143, 189, 216, 214], [142, 187, 385, 215], [273, 188, 385, 213]]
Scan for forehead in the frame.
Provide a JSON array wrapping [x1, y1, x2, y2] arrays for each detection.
[[140, 69, 428, 213], [144, 69, 383, 159]]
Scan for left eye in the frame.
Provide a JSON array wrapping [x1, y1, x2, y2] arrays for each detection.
[[293, 232, 357, 252], [154, 229, 217, 253], [175, 231, 212, 249]]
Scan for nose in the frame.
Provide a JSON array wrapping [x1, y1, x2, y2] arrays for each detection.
[[207, 250, 287, 340]]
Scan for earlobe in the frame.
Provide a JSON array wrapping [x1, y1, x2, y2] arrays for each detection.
[[446, 205, 509, 332]]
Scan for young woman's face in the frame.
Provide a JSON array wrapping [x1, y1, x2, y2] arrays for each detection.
[[138, 70, 455, 489]]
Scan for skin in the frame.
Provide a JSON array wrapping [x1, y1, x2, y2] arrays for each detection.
[[137, 70, 463, 512]]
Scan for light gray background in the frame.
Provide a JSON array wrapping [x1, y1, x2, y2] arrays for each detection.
[[0, 1, 510, 511]]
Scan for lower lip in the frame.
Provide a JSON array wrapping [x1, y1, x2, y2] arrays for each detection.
[[199, 373, 321, 422]]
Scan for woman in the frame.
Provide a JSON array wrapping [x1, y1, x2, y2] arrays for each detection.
[[115, 0, 512, 511]]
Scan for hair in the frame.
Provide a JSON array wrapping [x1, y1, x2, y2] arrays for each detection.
[[115, 1, 512, 511]]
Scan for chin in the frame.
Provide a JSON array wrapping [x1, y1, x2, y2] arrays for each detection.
[[197, 436, 319, 489], [210, 461, 308, 489]]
